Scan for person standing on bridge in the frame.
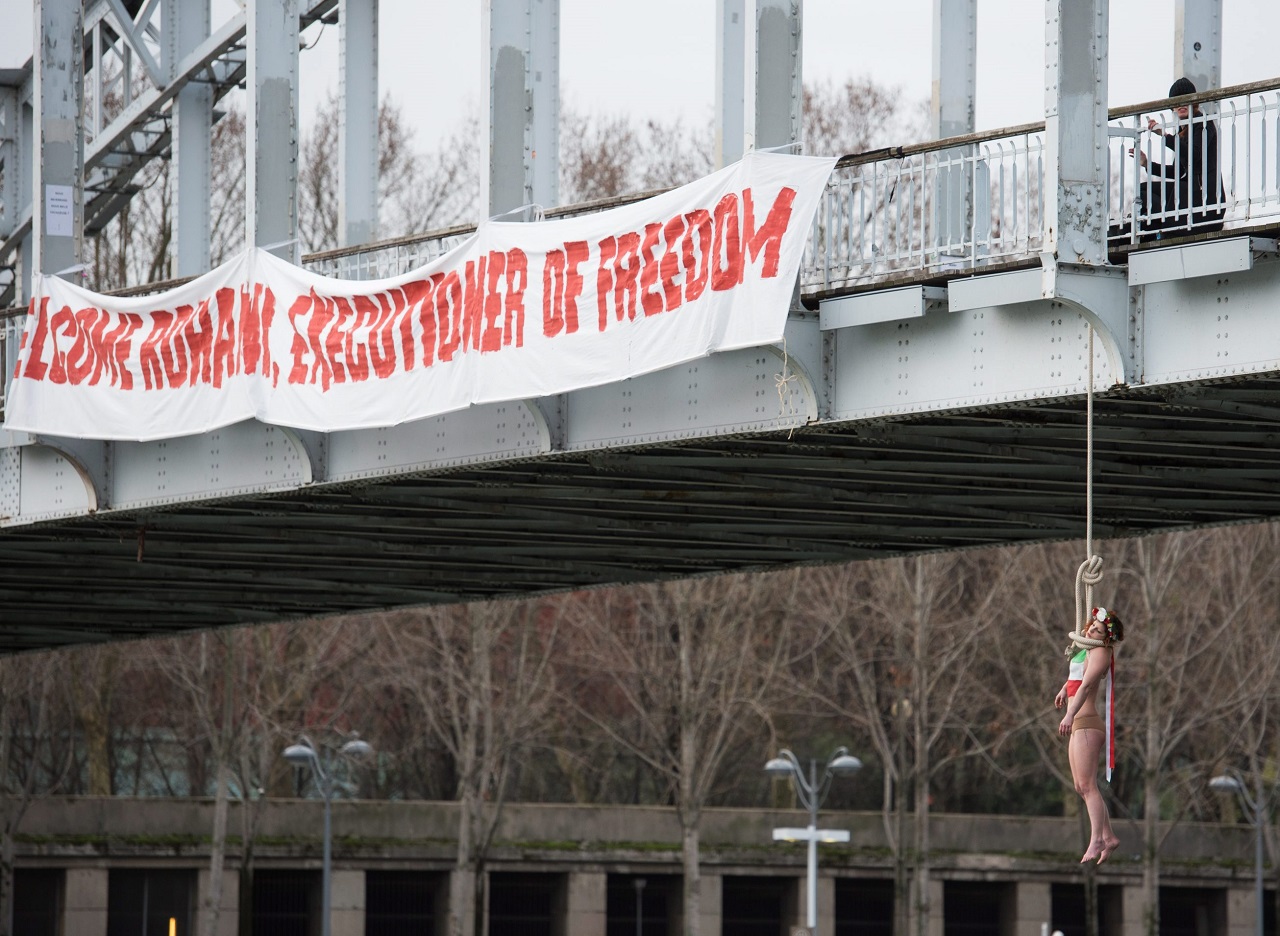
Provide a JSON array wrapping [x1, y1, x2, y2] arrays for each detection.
[[1055, 606, 1124, 864], [1130, 77, 1226, 239]]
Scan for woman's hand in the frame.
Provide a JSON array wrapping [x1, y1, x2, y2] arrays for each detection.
[[1059, 713, 1073, 737], [1054, 686, 1067, 709], [1128, 147, 1149, 168], [1147, 117, 1160, 132]]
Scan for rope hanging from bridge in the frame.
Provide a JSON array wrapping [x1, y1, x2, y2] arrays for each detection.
[[1069, 325, 1104, 646]]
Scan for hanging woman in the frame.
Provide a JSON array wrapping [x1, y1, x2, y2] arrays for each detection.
[[1054, 606, 1124, 864]]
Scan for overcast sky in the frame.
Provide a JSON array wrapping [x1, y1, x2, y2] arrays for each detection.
[[3, 2, 1279, 151]]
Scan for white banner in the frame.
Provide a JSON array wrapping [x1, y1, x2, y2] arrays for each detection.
[[4, 153, 835, 441]]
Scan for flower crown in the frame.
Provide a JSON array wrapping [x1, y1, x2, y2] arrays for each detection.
[[1090, 606, 1116, 637]]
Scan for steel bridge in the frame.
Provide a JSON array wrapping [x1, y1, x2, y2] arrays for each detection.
[[1, 1, 1279, 653]]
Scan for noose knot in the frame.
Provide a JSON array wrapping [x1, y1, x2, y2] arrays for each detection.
[[1066, 555, 1106, 656]]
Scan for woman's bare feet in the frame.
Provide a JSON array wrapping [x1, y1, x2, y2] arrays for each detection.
[[1081, 843, 1102, 863], [1096, 836, 1120, 865]]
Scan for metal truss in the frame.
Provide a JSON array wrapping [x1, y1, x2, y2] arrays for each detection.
[[0, 0, 338, 307]]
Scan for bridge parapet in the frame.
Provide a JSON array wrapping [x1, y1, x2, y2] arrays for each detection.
[[290, 79, 1280, 299], [804, 78, 1280, 294]]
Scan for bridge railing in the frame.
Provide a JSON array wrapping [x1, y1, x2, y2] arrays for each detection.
[[803, 78, 1280, 292], [1106, 80, 1280, 243], [801, 125, 1048, 293], [0, 313, 16, 420], [4, 81, 1280, 424]]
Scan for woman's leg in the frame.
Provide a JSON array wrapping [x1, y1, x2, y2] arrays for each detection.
[[1069, 728, 1119, 862]]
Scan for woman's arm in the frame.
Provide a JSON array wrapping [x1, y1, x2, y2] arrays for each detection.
[[1055, 681, 1068, 708]]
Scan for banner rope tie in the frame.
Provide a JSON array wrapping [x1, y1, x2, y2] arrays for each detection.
[[775, 337, 798, 436]]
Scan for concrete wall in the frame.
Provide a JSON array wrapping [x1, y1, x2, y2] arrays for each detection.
[[15, 797, 1260, 868], [12, 797, 1272, 936]]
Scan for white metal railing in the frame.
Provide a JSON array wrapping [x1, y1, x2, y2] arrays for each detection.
[[297, 80, 1280, 296], [1107, 81, 1280, 244], [802, 127, 1047, 292], [1, 311, 19, 420], [303, 229, 476, 280], [4, 81, 1280, 424], [804, 79, 1280, 291]]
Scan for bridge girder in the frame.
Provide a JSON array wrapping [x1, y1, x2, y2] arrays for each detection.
[[1, 243, 1279, 653]]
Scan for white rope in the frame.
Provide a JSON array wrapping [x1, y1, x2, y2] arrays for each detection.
[[1086, 325, 1094, 557], [775, 337, 798, 437], [1067, 324, 1104, 655], [1066, 556, 1106, 656]]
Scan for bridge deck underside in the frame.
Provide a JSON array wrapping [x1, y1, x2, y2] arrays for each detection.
[[3, 376, 1279, 653]]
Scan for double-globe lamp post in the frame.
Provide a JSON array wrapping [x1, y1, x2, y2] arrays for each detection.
[[1209, 770, 1272, 936], [283, 735, 373, 936], [765, 747, 862, 936]]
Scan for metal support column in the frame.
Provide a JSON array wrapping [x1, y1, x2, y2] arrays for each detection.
[[339, 0, 379, 247], [931, 0, 976, 140], [482, 0, 559, 220], [0, 86, 19, 298], [931, 0, 977, 255], [1043, 0, 1109, 266], [246, 0, 300, 260], [715, 0, 748, 168], [18, 101, 33, 302], [33, 0, 84, 278], [754, 0, 802, 152], [1175, 0, 1221, 95], [167, 0, 213, 276]]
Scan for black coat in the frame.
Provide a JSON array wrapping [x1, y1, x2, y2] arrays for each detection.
[[1142, 114, 1226, 232]]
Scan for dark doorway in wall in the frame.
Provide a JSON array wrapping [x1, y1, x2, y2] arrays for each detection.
[[107, 869, 195, 936], [1050, 882, 1123, 936], [836, 878, 894, 936], [489, 873, 560, 936], [365, 870, 441, 935], [607, 874, 677, 936], [944, 881, 1013, 936], [12, 869, 62, 936], [251, 869, 319, 936], [722, 876, 789, 936], [1160, 887, 1227, 936]]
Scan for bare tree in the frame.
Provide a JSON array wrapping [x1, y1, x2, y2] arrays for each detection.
[[803, 76, 917, 157], [1119, 530, 1274, 936], [1196, 524, 1280, 932], [990, 540, 1115, 936], [560, 573, 797, 936], [0, 652, 74, 936], [144, 630, 246, 936], [801, 552, 1011, 936], [376, 600, 560, 936], [299, 95, 478, 253], [88, 104, 246, 291]]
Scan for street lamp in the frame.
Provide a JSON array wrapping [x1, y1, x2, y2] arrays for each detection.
[[1209, 770, 1268, 936], [283, 734, 373, 936], [766, 747, 863, 936]]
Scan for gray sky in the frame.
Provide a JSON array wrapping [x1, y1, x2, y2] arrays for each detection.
[[3, 2, 1279, 151]]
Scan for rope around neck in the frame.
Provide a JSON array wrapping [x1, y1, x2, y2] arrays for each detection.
[[1066, 555, 1105, 656]]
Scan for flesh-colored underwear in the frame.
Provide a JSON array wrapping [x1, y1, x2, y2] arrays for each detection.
[[1072, 713, 1105, 733]]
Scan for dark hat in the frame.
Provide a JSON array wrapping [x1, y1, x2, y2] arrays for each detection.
[[1169, 77, 1197, 98]]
